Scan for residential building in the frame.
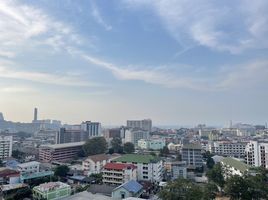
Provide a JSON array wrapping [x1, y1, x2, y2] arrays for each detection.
[[33, 182, 71, 200], [82, 154, 112, 175], [209, 141, 247, 158], [0, 136, 12, 159], [113, 154, 163, 182], [112, 180, 143, 200], [124, 129, 149, 147], [171, 161, 187, 179], [181, 144, 203, 169], [39, 142, 84, 162], [137, 138, 165, 150], [0, 167, 20, 184], [102, 163, 137, 185], [126, 119, 152, 132], [245, 140, 268, 168], [17, 161, 40, 175], [221, 157, 249, 179]]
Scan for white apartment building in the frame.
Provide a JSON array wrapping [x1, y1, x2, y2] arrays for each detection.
[[0, 136, 12, 159], [113, 154, 163, 183], [124, 129, 149, 147], [102, 163, 137, 185], [181, 144, 203, 169], [137, 138, 165, 150], [126, 119, 152, 132], [82, 154, 119, 175], [209, 141, 247, 158], [17, 161, 40, 175], [245, 140, 268, 168]]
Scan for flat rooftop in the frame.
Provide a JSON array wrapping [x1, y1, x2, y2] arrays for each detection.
[[34, 182, 70, 193], [40, 142, 85, 149], [17, 161, 40, 168]]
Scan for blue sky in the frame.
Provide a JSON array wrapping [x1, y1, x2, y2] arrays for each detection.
[[0, 0, 267, 126]]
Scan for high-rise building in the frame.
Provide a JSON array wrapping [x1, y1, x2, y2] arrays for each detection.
[[0, 136, 13, 159], [0, 112, 4, 121], [56, 127, 87, 144], [33, 107, 38, 122], [126, 119, 152, 132], [81, 121, 101, 138], [124, 128, 149, 147]]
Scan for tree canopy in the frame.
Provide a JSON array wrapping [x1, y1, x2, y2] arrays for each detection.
[[123, 142, 135, 154], [54, 165, 70, 177], [111, 137, 123, 153], [82, 137, 108, 156], [206, 163, 225, 189]]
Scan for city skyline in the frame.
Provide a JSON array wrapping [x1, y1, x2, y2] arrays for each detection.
[[0, 0, 268, 125]]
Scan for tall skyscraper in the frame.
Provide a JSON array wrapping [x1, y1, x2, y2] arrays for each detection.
[[34, 107, 38, 122], [0, 112, 4, 121]]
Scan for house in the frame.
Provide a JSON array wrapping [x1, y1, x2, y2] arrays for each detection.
[[102, 163, 137, 185], [112, 180, 143, 200], [0, 167, 20, 184], [17, 161, 40, 175], [113, 154, 163, 183]]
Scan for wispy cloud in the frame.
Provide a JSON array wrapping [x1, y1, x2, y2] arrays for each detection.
[[90, 1, 112, 31], [123, 0, 268, 54]]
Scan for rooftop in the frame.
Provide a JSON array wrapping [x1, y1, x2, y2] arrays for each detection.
[[104, 163, 136, 170], [114, 180, 143, 194], [17, 161, 40, 168], [0, 167, 20, 177], [86, 154, 110, 163], [64, 191, 112, 200], [33, 182, 70, 193], [40, 142, 85, 149], [221, 157, 249, 173], [114, 154, 160, 164], [182, 144, 202, 150]]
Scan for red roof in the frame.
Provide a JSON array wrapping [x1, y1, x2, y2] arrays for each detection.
[[104, 163, 136, 170]]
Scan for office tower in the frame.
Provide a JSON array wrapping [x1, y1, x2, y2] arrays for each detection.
[[81, 121, 101, 138], [181, 144, 203, 169], [56, 126, 87, 144], [0, 112, 4, 121], [126, 119, 152, 132]]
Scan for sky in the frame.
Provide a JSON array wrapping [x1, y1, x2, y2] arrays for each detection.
[[0, 0, 268, 126]]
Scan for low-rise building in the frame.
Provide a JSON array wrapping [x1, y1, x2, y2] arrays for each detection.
[[112, 180, 143, 200], [113, 154, 163, 183], [102, 163, 137, 185], [17, 161, 40, 175], [137, 138, 165, 150], [33, 182, 71, 200], [82, 154, 111, 175], [221, 157, 249, 179], [181, 144, 203, 169], [0, 167, 20, 184], [39, 142, 84, 162]]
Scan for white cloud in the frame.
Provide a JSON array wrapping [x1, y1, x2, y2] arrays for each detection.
[[90, 1, 112, 31], [0, 86, 36, 93], [0, 0, 81, 55], [123, 0, 268, 54]]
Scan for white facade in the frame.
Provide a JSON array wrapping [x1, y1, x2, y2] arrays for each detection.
[[124, 129, 149, 146], [81, 121, 101, 138], [181, 144, 203, 168], [0, 136, 12, 159], [245, 140, 268, 168], [17, 161, 40, 175], [137, 138, 165, 150], [209, 141, 247, 158], [82, 154, 111, 175]]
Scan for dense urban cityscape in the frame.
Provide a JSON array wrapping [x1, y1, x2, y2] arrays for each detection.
[[0, 109, 267, 199], [1, 0, 268, 199]]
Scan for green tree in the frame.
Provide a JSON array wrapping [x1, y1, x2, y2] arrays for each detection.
[[13, 187, 32, 200], [124, 142, 135, 153], [12, 150, 25, 159], [159, 146, 169, 156], [111, 137, 123, 153], [83, 137, 108, 156], [202, 182, 219, 200], [158, 178, 203, 200], [224, 175, 250, 200], [206, 156, 215, 169], [54, 165, 70, 177], [206, 163, 225, 190]]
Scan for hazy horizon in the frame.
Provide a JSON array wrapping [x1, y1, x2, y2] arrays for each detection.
[[0, 0, 267, 125]]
